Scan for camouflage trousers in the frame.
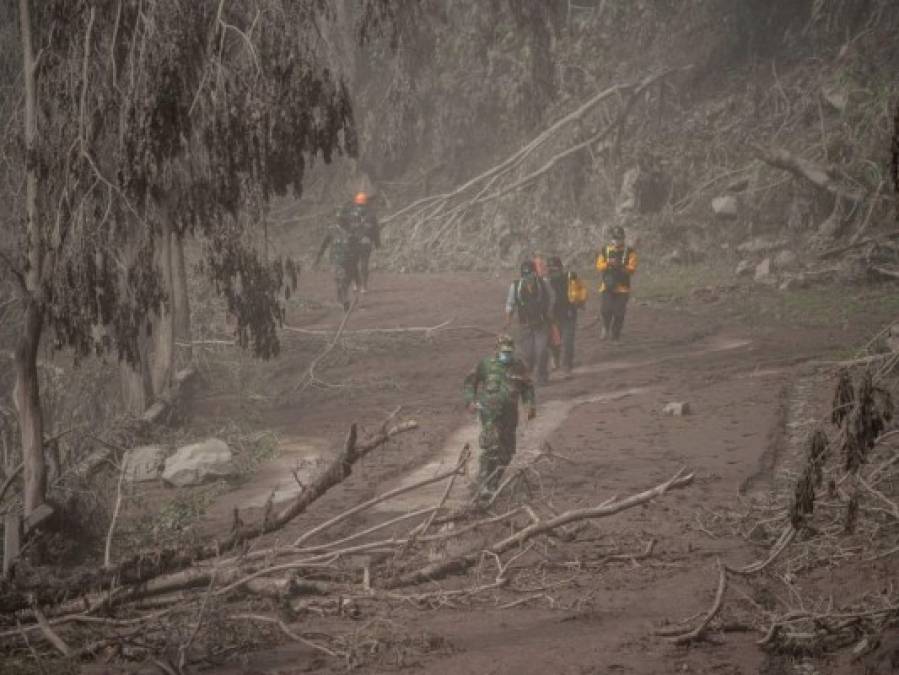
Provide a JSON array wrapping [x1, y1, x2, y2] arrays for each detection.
[[472, 406, 518, 502], [334, 261, 357, 307]]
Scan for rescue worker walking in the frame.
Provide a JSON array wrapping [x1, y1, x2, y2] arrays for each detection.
[[504, 260, 554, 385], [339, 192, 380, 293], [463, 334, 536, 503], [546, 256, 587, 374], [314, 214, 358, 312], [596, 225, 637, 341]]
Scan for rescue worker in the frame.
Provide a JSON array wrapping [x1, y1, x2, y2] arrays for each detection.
[[595, 225, 638, 341], [504, 260, 554, 385], [339, 192, 380, 293], [314, 213, 358, 312], [546, 256, 586, 375], [463, 334, 536, 503]]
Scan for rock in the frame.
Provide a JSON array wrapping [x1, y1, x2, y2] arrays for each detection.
[[754, 257, 773, 281], [662, 402, 691, 416], [663, 248, 684, 265], [162, 438, 234, 487], [735, 260, 754, 277], [821, 83, 848, 113], [778, 274, 808, 292], [122, 445, 166, 483], [711, 195, 738, 219], [616, 167, 639, 215], [737, 236, 787, 254], [773, 249, 798, 270]]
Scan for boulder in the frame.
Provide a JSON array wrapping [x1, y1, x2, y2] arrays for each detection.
[[711, 195, 738, 219], [778, 274, 808, 292], [754, 257, 773, 282], [162, 438, 234, 487], [735, 260, 754, 277], [773, 249, 798, 270], [662, 401, 691, 417], [821, 83, 849, 113], [616, 167, 639, 215], [123, 445, 166, 483]]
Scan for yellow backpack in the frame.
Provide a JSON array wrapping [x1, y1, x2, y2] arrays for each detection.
[[567, 273, 588, 306]]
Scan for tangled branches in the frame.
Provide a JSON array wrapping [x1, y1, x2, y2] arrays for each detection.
[[0, 410, 695, 671]]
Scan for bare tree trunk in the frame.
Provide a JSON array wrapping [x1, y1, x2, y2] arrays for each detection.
[[17, 0, 46, 517], [151, 224, 175, 395], [172, 233, 192, 362], [120, 324, 152, 416], [14, 302, 44, 517]]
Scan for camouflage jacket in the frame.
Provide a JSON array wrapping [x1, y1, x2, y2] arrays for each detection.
[[463, 355, 535, 412], [339, 203, 380, 248], [315, 222, 357, 267]]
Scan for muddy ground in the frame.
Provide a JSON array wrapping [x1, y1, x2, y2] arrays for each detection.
[[109, 264, 899, 675]]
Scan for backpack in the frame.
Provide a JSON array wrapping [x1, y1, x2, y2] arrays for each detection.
[[567, 272, 587, 306], [515, 278, 550, 326]]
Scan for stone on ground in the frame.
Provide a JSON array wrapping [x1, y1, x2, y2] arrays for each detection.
[[711, 195, 738, 218], [123, 445, 166, 483], [162, 438, 234, 487], [754, 257, 773, 282], [662, 401, 691, 416]]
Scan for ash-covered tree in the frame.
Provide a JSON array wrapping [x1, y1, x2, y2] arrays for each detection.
[[0, 0, 355, 517]]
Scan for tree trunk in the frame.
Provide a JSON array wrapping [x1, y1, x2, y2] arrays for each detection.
[[17, 0, 46, 518], [120, 323, 152, 416], [14, 302, 44, 517], [151, 224, 175, 396], [172, 233, 192, 362]]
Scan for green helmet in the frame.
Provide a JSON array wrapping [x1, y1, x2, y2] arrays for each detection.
[[496, 334, 515, 353]]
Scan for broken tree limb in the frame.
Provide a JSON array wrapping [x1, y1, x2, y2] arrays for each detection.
[[292, 451, 468, 547], [384, 467, 694, 588], [725, 525, 796, 576], [0, 416, 418, 615], [294, 295, 357, 392], [751, 144, 865, 203], [817, 230, 899, 260], [657, 559, 727, 644]]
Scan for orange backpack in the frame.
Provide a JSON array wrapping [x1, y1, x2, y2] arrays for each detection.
[[567, 273, 588, 306]]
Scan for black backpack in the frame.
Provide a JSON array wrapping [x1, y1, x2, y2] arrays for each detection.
[[515, 278, 550, 326]]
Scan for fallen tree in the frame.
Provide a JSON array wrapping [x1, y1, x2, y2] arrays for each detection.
[[0, 424, 697, 670]]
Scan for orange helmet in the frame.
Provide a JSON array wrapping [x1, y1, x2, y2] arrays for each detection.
[[353, 192, 368, 205]]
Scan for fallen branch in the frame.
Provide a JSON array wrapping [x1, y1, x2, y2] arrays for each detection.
[[726, 525, 796, 576], [294, 296, 358, 392], [228, 613, 340, 659], [292, 451, 468, 547], [0, 416, 417, 614], [752, 144, 866, 203], [385, 467, 694, 588], [817, 230, 899, 260], [103, 459, 128, 569], [657, 559, 727, 644], [32, 605, 72, 657]]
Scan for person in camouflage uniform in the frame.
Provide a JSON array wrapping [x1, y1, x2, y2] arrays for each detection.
[[463, 334, 537, 502], [314, 215, 358, 312]]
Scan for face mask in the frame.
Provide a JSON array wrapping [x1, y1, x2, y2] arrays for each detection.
[[498, 351, 513, 364]]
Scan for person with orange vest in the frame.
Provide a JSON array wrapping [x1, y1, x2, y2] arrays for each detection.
[[595, 225, 637, 341], [339, 192, 380, 293]]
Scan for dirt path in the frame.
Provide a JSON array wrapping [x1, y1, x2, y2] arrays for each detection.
[[186, 268, 888, 674]]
